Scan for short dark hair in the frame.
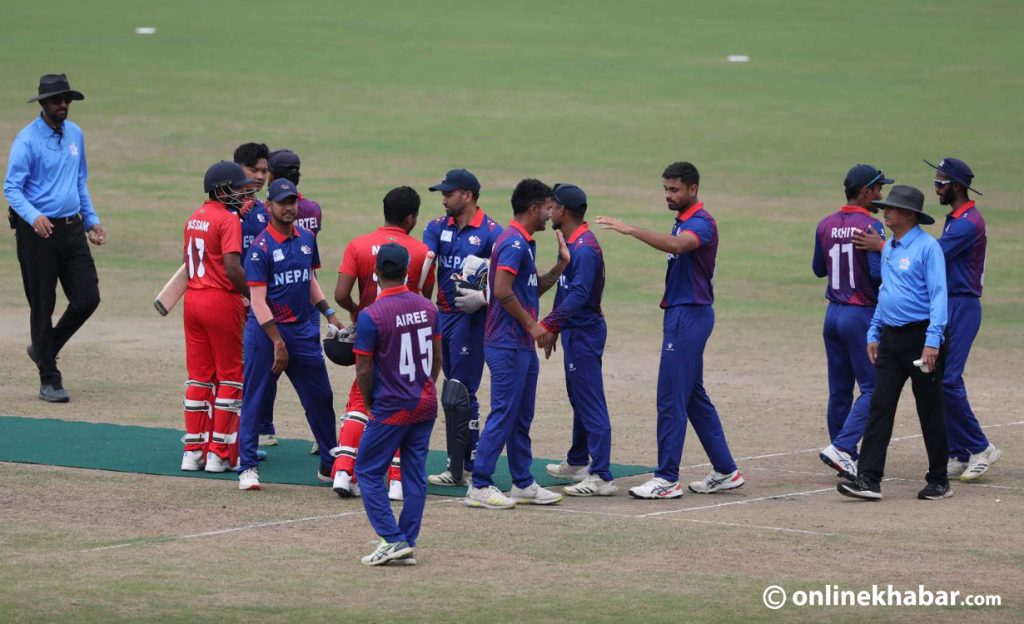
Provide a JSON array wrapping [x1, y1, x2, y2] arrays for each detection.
[[510, 178, 554, 215], [662, 161, 700, 186], [845, 185, 862, 201], [383, 186, 420, 225], [233, 143, 270, 168]]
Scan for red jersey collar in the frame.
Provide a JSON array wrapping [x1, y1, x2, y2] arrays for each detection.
[[508, 219, 534, 242], [377, 225, 408, 236], [266, 224, 299, 243], [378, 285, 409, 298], [446, 207, 486, 229], [840, 205, 873, 216], [949, 200, 976, 219], [676, 202, 704, 222], [566, 222, 590, 245]]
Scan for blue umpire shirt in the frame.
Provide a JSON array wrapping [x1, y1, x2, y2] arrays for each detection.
[[867, 225, 948, 349], [4, 115, 100, 229]]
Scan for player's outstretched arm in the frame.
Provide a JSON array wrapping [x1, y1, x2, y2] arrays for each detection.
[[595, 215, 698, 256], [334, 272, 358, 323], [538, 230, 570, 296]]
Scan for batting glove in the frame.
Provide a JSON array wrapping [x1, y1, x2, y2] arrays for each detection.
[[454, 285, 487, 313]]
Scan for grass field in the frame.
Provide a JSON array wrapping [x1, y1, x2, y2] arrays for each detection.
[[1, 1, 1022, 622]]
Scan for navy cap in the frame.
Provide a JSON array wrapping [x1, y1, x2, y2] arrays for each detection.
[[268, 178, 299, 202], [376, 242, 409, 274], [924, 157, 982, 196], [844, 164, 894, 191], [553, 183, 588, 213], [429, 168, 481, 194], [268, 148, 301, 170]]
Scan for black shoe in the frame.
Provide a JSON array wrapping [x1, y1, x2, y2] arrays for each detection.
[[917, 483, 953, 500], [837, 478, 881, 500], [39, 383, 70, 403], [27, 344, 38, 364]]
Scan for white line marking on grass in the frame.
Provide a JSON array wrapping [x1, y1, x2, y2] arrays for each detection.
[[637, 487, 836, 518], [80, 498, 462, 553]]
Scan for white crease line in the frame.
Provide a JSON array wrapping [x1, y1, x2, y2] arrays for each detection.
[[80, 498, 462, 553], [638, 487, 836, 518], [680, 419, 1024, 470]]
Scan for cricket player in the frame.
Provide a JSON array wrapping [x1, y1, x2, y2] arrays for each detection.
[[812, 164, 890, 479], [179, 161, 252, 473], [596, 161, 744, 498], [254, 148, 325, 449], [237, 179, 343, 491], [331, 186, 435, 500], [236, 142, 271, 252], [421, 168, 503, 487], [538, 183, 616, 496], [926, 157, 1000, 480], [353, 243, 441, 566], [465, 178, 568, 510]]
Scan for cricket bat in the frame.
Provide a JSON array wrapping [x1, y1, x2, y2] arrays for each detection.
[[154, 263, 188, 316], [417, 251, 436, 291]]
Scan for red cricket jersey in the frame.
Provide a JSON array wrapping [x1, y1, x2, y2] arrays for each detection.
[[183, 200, 243, 293], [338, 225, 435, 313]]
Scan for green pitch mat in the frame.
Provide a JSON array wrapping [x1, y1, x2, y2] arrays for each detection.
[[0, 416, 653, 496]]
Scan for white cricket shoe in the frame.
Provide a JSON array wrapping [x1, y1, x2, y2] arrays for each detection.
[[688, 469, 745, 494], [310, 441, 319, 455], [961, 445, 1002, 482], [545, 461, 589, 481], [258, 434, 278, 447], [628, 477, 683, 499], [333, 471, 359, 498], [819, 444, 858, 481], [427, 470, 471, 486], [238, 468, 261, 491], [947, 457, 968, 478], [360, 539, 413, 566], [464, 485, 516, 510], [563, 474, 618, 497], [180, 450, 205, 471], [510, 482, 563, 505], [389, 480, 404, 501], [204, 452, 233, 473]]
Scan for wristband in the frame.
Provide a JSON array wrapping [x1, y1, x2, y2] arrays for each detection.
[[322, 306, 336, 318]]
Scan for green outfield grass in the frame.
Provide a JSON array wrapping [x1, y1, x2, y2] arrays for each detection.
[[2, 1, 1022, 622]]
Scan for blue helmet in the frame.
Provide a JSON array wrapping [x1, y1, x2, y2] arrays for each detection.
[[203, 160, 253, 212]]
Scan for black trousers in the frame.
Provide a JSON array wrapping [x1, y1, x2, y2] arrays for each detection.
[[14, 215, 100, 385], [859, 322, 948, 487]]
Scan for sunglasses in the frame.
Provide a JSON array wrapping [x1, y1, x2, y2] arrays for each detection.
[[934, 179, 953, 189], [46, 95, 74, 104]]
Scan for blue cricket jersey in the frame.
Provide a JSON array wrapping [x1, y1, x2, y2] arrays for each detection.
[[540, 223, 604, 333], [484, 220, 538, 351], [662, 202, 716, 308], [868, 225, 948, 348], [812, 206, 884, 306], [422, 208, 503, 313], [940, 201, 986, 298], [241, 199, 270, 251], [244, 224, 321, 325], [4, 115, 99, 229]]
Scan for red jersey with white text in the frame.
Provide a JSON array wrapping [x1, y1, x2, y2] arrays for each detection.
[[183, 199, 243, 293], [338, 225, 435, 313]]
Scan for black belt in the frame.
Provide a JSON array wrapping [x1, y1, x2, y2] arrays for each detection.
[[50, 215, 82, 226], [885, 320, 929, 333]]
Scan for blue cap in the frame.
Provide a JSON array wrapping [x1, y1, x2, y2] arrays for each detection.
[[924, 157, 982, 195], [553, 183, 588, 213], [429, 168, 480, 194], [844, 164, 894, 191], [268, 178, 299, 202], [268, 148, 301, 170], [376, 242, 409, 274]]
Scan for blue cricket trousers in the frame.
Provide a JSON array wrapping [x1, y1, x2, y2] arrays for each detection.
[[472, 347, 539, 489], [944, 296, 989, 460], [439, 310, 486, 471], [656, 305, 737, 481], [356, 418, 434, 546], [823, 302, 876, 458], [561, 323, 613, 481], [258, 312, 322, 436], [239, 319, 337, 472]]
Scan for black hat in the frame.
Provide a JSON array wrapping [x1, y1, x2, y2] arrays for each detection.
[[429, 168, 481, 194], [553, 183, 588, 213], [870, 185, 935, 225], [28, 73, 84, 103], [376, 242, 410, 275], [924, 157, 982, 196], [269, 148, 301, 170]]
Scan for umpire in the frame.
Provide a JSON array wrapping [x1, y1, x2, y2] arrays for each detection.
[[838, 185, 950, 501], [4, 74, 105, 402]]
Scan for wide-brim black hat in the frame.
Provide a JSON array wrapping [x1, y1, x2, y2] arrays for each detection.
[[27, 73, 84, 103], [870, 184, 935, 225]]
